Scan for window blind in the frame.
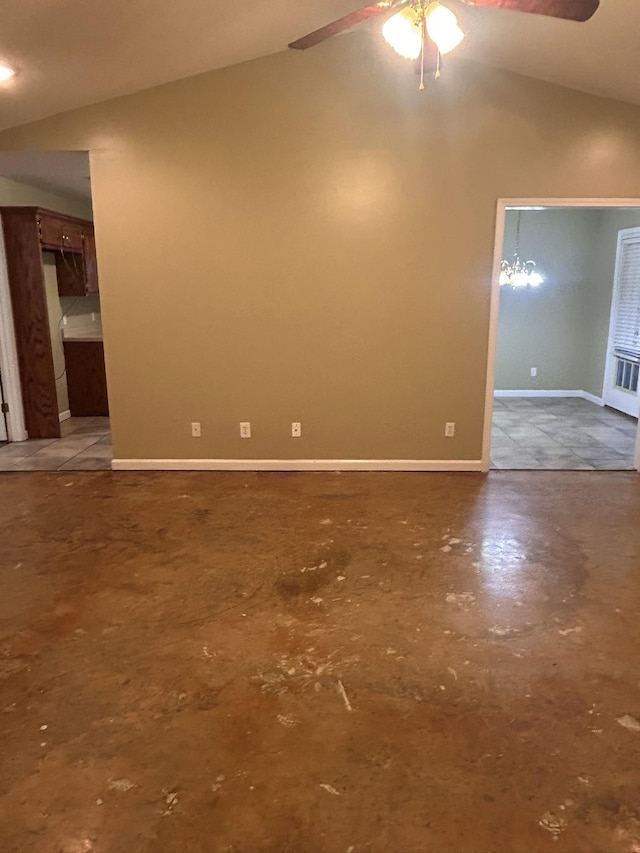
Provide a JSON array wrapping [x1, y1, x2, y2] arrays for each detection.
[[613, 238, 640, 360]]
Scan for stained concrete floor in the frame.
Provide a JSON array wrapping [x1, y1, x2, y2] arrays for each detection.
[[1, 470, 639, 853]]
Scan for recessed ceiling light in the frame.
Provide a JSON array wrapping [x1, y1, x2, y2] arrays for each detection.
[[0, 65, 15, 82]]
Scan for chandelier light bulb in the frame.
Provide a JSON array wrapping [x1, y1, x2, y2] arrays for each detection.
[[382, 8, 423, 60], [425, 3, 464, 55], [500, 256, 545, 289], [511, 270, 529, 288]]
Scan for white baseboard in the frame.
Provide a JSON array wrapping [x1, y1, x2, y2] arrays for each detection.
[[581, 391, 605, 407], [111, 458, 484, 472], [59, 409, 71, 422], [494, 389, 581, 398], [494, 389, 604, 405]]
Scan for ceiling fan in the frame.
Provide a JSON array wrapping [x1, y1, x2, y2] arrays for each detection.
[[289, 0, 599, 88]]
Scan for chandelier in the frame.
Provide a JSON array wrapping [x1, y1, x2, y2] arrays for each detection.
[[381, 2, 464, 87], [500, 211, 544, 289]]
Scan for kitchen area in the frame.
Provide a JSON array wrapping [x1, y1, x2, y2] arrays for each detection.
[[0, 204, 111, 470]]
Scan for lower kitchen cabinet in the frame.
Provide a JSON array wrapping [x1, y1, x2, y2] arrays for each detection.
[[63, 340, 109, 417]]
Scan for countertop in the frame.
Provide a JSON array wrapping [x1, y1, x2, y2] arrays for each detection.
[[62, 325, 103, 343]]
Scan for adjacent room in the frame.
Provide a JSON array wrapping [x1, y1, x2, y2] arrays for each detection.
[[1, 2, 640, 852], [491, 206, 640, 470], [0, 153, 111, 471]]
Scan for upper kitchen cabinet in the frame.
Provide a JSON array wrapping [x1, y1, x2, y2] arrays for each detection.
[[38, 212, 84, 251], [0, 207, 99, 297], [54, 224, 99, 296], [82, 226, 99, 294]]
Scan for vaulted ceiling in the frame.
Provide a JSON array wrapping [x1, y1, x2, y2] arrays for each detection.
[[0, 0, 637, 133]]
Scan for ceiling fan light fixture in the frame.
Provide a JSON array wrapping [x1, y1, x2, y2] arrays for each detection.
[[381, 7, 423, 60], [425, 3, 464, 55]]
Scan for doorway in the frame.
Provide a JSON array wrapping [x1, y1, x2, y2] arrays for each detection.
[[483, 199, 640, 473], [0, 152, 112, 471]]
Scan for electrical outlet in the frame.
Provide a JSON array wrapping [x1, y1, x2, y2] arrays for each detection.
[[530, 367, 538, 377], [191, 422, 201, 438], [240, 421, 251, 439], [445, 422, 456, 437], [91, 312, 96, 322], [62, 316, 68, 326], [291, 422, 302, 437]]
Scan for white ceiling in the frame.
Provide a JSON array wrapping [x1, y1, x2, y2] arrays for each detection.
[[1, 1, 639, 134], [0, 1, 638, 195], [0, 0, 638, 134], [450, 0, 640, 107], [0, 151, 90, 199], [0, 0, 363, 131]]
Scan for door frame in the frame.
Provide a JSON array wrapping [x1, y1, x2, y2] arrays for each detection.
[[0, 223, 27, 442], [602, 226, 640, 418], [482, 197, 640, 474]]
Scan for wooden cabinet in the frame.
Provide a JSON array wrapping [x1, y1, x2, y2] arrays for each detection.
[[0, 206, 102, 438], [83, 228, 99, 294], [40, 211, 99, 297], [38, 212, 84, 251], [55, 251, 86, 297], [55, 227, 99, 297], [38, 214, 65, 249], [63, 340, 109, 417], [0, 208, 59, 438]]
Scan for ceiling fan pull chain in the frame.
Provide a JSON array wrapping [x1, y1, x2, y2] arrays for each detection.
[[419, 20, 426, 90], [435, 48, 441, 79]]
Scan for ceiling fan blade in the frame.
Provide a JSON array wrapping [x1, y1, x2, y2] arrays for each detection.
[[459, 0, 599, 22], [289, 0, 409, 50]]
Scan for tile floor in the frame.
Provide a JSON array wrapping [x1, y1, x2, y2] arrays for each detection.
[[491, 398, 638, 470], [0, 417, 111, 471], [1, 405, 635, 472]]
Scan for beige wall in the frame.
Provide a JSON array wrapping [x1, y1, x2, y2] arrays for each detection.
[[2, 37, 640, 461]]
